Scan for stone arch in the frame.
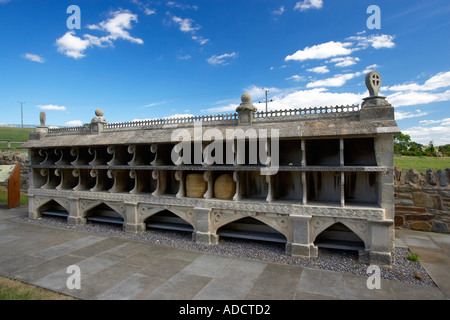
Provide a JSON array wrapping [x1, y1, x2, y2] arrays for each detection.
[[213, 211, 289, 243], [311, 217, 368, 249], [83, 201, 126, 222], [35, 197, 70, 216], [139, 205, 196, 230]]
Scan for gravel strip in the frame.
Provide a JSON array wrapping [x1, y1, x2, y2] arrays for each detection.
[[14, 216, 436, 287]]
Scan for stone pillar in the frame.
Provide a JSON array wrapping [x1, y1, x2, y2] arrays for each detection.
[[236, 93, 257, 125], [368, 220, 394, 265], [123, 202, 146, 233], [90, 109, 107, 134], [288, 215, 316, 257], [192, 207, 218, 244], [67, 198, 87, 225]]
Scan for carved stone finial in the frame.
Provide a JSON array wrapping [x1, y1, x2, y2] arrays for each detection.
[[236, 93, 257, 112], [39, 111, 46, 127], [360, 71, 394, 120], [365, 71, 382, 97]]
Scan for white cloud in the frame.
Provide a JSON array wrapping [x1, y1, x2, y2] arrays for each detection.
[[36, 105, 67, 111], [306, 72, 362, 88], [164, 113, 194, 119], [65, 120, 83, 126], [204, 86, 363, 114], [294, 0, 323, 11], [177, 54, 191, 60], [272, 6, 285, 16], [328, 56, 360, 67], [168, 14, 209, 45], [88, 10, 143, 44], [167, 1, 198, 10], [191, 35, 209, 45], [23, 53, 45, 63], [0, 0, 10, 4], [172, 15, 199, 33], [144, 8, 156, 15], [395, 109, 428, 120], [307, 66, 329, 74], [362, 64, 379, 74], [285, 41, 353, 62], [386, 71, 450, 92], [56, 10, 142, 59], [403, 124, 450, 146], [420, 118, 450, 126], [55, 31, 91, 59], [387, 90, 450, 107], [207, 52, 237, 65], [348, 34, 395, 50], [286, 75, 307, 82]]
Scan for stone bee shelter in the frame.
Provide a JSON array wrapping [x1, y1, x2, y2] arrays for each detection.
[[22, 71, 400, 265]]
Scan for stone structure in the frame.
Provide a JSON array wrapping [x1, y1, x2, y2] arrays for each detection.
[[21, 71, 400, 265], [394, 167, 450, 233]]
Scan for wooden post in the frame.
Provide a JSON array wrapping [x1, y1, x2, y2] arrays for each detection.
[[7, 163, 21, 209]]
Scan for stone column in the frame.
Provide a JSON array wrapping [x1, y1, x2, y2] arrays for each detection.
[[192, 207, 218, 244], [123, 202, 146, 233], [288, 215, 316, 257]]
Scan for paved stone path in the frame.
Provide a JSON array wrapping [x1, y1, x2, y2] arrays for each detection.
[[0, 205, 449, 300]]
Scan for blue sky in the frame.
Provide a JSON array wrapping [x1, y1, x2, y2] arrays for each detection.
[[0, 0, 449, 145]]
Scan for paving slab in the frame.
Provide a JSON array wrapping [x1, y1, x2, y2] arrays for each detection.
[[342, 274, 394, 300], [31, 235, 106, 260], [193, 259, 266, 300], [421, 262, 450, 298], [74, 262, 145, 300], [96, 273, 156, 300], [248, 263, 303, 300], [181, 253, 233, 278], [143, 271, 212, 300], [297, 268, 344, 299]]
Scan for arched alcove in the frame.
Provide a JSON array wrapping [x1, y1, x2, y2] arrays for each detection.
[[313, 222, 365, 251], [85, 203, 124, 225], [39, 199, 69, 218], [217, 217, 287, 244], [144, 210, 194, 233]]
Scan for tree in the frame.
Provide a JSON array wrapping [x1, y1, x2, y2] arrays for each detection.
[[394, 133, 411, 154]]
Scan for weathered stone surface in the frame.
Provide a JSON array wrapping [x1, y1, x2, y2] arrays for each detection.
[[395, 206, 428, 213], [405, 214, 434, 222], [394, 198, 414, 206], [394, 215, 404, 227], [410, 221, 432, 232], [438, 169, 447, 187], [432, 220, 449, 233], [427, 168, 436, 185], [407, 168, 420, 184], [413, 192, 442, 209]]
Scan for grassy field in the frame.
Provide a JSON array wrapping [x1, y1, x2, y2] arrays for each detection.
[[0, 127, 33, 152], [394, 155, 450, 172], [0, 276, 76, 300], [0, 186, 28, 206]]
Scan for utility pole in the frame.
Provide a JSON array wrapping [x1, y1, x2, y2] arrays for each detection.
[[18, 101, 25, 128], [260, 88, 273, 112]]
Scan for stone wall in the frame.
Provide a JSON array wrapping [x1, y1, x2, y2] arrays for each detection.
[[394, 167, 450, 233], [0, 151, 29, 192]]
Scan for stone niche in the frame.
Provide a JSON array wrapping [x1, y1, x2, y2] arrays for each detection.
[[21, 71, 399, 265]]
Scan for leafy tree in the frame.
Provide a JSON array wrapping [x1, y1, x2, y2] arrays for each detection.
[[394, 133, 411, 154]]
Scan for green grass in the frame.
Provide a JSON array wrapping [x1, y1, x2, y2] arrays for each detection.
[[0, 187, 28, 206], [0, 127, 33, 152], [0, 276, 76, 300], [394, 155, 450, 172], [407, 252, 420, 262]]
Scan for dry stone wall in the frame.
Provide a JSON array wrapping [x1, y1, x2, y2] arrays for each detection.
[[394, 167, 450, 233]]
